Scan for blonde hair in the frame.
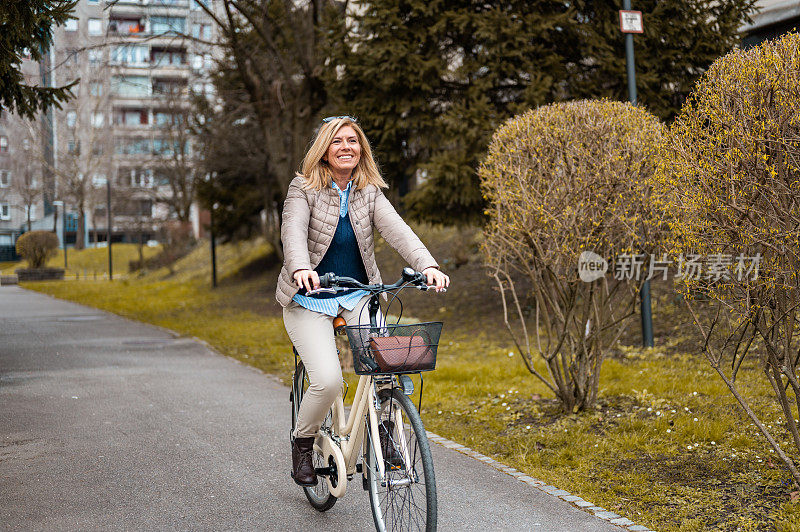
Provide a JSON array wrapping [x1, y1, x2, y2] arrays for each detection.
[[297, 117, 388, 191]]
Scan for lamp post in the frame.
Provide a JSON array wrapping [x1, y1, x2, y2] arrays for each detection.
[[619, 2, 653, 348], [52, 200, 65, 269], [210, 203, 218, 288], [62, 203, 67, 270], [106, 177, 113, 280]]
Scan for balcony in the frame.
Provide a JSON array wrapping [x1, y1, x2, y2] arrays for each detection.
[[108, 18, 148, 38], [113, 109, 151, 129]]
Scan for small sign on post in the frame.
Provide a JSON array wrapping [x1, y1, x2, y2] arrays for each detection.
[[619, 10, 644, 33]]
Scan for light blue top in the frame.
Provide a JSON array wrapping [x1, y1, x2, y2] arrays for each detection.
[[292, 180, 369, 317]]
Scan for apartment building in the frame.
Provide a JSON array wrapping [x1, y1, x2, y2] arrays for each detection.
[[0, 0, 218, 258]]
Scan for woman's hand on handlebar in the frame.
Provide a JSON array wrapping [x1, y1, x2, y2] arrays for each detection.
[[422, 267, 450, 292], [293, 269, 320, 293]]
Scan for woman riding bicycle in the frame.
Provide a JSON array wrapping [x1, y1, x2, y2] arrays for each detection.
[[277, 116, 450, 487]]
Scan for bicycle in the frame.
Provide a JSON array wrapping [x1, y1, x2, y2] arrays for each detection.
[[289, 267, 443, 531]]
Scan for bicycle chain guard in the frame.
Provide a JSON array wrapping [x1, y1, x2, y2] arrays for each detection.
[[315, 434, 347, 498]]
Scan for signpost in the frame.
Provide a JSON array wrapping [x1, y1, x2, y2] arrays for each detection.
[[619, 2, 654, 348]]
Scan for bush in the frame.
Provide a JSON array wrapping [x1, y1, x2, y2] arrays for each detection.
[[656, 32, 800, 485], [480, 99, 665, 413], [15, 231, 59, 269]]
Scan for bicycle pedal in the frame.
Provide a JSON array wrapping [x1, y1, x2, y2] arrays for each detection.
[[356, 463, 363, 473]]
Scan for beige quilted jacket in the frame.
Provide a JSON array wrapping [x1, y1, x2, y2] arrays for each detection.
[[275, 176, 439, 307]]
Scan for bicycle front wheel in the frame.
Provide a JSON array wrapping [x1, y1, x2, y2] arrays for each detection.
[[291, 360, 337, 512], [365, 387, 437, 531]]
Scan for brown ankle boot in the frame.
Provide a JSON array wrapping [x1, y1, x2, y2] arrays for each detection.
[[291, 436, 318, 486], [379, 421, 404, 467]]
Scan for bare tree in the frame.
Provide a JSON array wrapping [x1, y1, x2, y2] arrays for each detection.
[[192, 0, 345, 255], [658, 33, 800, 486], [26, 47, 113, 249], [480, 100, 666, 413], [150, 87, 197, 224], [7, 124, 43, 231]]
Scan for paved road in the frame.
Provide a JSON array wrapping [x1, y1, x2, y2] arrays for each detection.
[[0, 286, 620, 531]]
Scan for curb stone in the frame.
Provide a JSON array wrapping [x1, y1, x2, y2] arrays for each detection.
[[425, 431, 654, 532]]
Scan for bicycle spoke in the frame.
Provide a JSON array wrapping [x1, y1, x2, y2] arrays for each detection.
[[368, 389, 436, 532]]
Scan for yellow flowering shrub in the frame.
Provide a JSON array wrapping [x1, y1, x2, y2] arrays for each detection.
[[479, 99, 665, 413], [656, 32, 800, 484], [15, 230, 59, 269]]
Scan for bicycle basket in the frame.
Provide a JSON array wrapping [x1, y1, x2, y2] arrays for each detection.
[[344, 322, 443, 375]]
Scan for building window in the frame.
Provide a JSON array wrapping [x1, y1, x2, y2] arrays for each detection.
[[191, 0, 209, 10], [112, 75, 152, 97], [0, 136, 8, 153], [66, 110, 77, 128], [114, 138, 152, 155], [88, 0, 99, 4], [192, 81, 214, 97], [119, 168, 153, 188], [91, 112, 104, 128], [90, 81, 103, 96], [154, 111, 183, 127], [192, 24, 211, 40], [88, 18, 103, 36], [68, 140, 80, 155], [151, 16, 185, 35], [88, 49, 103, 63], [111, 45, 149, 65], [109, 18, 145, 35], [0, 204, 10, 221], [92, 142, 104, 156], [114, 109, 149, 126], [65, 49, 80, 66], [152, 78, 186, 95], [64, 18, 78, 32], [152, 48, 186, 67], [0, 170, 10, 187], [0, 234, 12, 245]]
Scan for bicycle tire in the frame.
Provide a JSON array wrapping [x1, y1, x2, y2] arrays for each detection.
[[365, 387, 437, 531], [291, 360, 337, 512]]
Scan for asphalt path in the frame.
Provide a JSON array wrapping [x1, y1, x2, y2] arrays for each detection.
[[0, 286, 620, 531]]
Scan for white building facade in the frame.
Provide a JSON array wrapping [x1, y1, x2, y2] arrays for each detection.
[[0, 0, 218, 257]]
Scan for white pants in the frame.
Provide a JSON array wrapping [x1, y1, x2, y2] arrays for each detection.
[[284, 295, 377, 438]]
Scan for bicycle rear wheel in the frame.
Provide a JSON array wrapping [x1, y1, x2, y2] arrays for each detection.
[[291, 360, 337, 512], [365, 387, 437, 531]]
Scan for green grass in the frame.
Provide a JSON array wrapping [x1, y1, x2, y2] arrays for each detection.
[[1, 243, 163, 278], [22, 230, 800, 531]]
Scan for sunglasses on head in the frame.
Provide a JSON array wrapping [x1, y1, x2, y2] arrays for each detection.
[[322, 115, 357, 123]]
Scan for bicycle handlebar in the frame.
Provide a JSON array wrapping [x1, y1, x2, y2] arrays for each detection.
[[314, 266, 433, 294]]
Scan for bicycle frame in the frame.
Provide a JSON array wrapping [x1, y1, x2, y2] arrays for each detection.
[[313, 293, 390, 499]]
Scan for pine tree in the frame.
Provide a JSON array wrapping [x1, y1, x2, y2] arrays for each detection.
[[335, 0, 577, 224], [1, 1, 78, 118], [335, 0, 756, 225], [567, 0, 757, 121]]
